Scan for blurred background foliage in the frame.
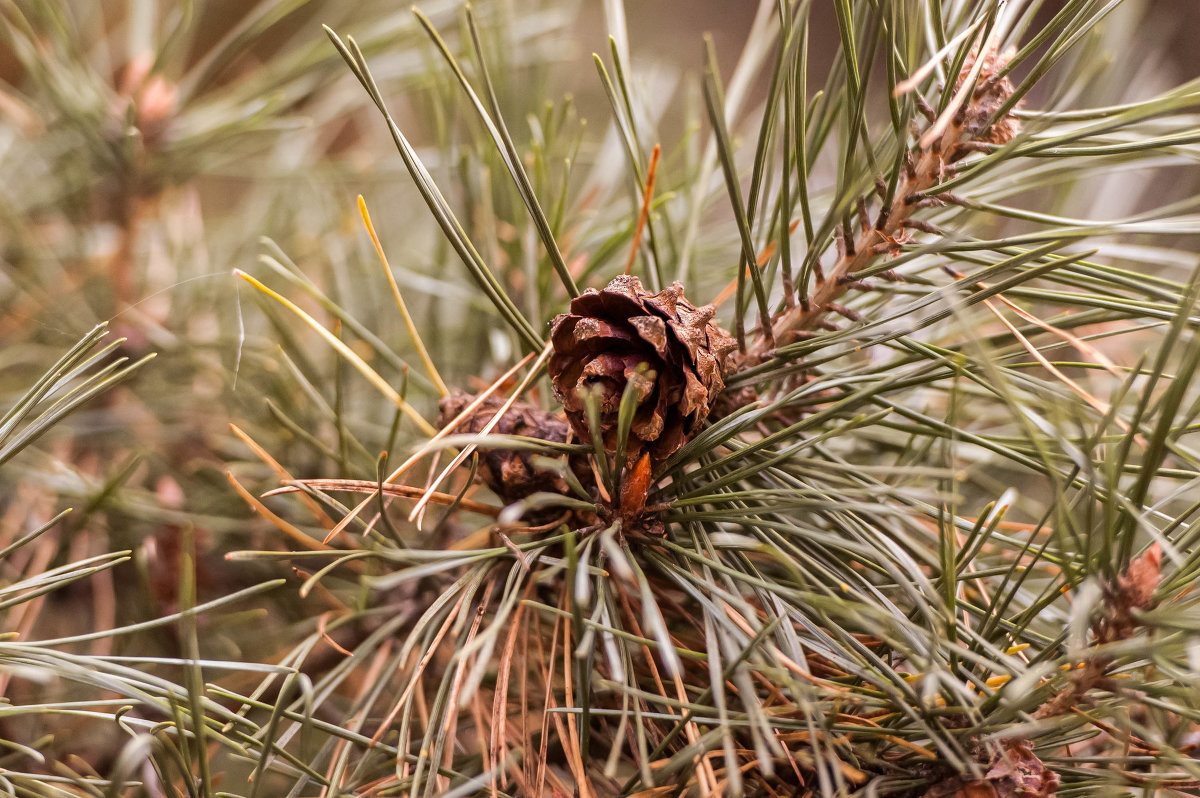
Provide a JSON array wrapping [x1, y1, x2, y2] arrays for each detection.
[[0, 0, 571, 622], [3, 0, 1200, 794], [0, 0, 585, 780]]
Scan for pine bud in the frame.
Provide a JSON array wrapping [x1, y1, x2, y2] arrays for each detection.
[[956, 46, 1020, 146]]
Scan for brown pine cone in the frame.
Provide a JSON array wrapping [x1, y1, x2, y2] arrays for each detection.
[[548, 275, 736, 461], [923, 739, 1058, 798], [437, 392, 593, 512]]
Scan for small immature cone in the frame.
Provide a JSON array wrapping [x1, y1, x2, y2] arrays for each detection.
[[1035, 544, 1163, 720], [437, 392, 590, 510], [548, 275, 736, 461], [115, 52, 178, 148]]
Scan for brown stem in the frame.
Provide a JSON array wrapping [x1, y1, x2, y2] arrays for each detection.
[[748, 122, 965, 361]]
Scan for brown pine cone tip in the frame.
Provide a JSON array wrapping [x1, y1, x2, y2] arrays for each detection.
[[549, 275, 736, 462]]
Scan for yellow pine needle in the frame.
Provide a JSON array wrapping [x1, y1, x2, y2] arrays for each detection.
[[994, 291, 1126, 381], [229, 423, 334, 530], [980, 296, 1144, 447], [948, 265, 1126, 382], [830, 716, 937, 760], [713, 218, 800, 308], [944, 266, 1143, 445], [264, 478, 500, 518], [224, 471, 333, 554], [874, 736, 936, 760], [904, 672, 1012, 705], [357, 195, 449, 398], [671, 668, 719, 797], [233, 269, 436, 437], [558, 607, 597, 798]]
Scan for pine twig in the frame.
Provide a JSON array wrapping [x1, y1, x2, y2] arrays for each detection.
[[749, 42, 1020, 361]]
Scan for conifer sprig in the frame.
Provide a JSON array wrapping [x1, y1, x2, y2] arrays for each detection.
[[7, 0, 1190, 795], [217, 1, 1200, 795]]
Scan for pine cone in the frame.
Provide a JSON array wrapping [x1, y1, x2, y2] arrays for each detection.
[[923, 739, 1058, 798], [437, 392, 592, 513], [549, 275, 736, 461]]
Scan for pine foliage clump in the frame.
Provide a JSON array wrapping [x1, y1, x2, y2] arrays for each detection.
[[226, 1, 1200, 795], [4, 1, 1200, 797]]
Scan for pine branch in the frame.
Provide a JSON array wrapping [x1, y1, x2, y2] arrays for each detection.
[[751, 43, 1020, 362]]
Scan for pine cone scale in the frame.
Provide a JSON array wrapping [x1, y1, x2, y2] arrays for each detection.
[[628, 315, 669, 356]]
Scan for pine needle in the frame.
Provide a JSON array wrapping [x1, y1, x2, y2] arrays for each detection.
[[624, 143, 662, 277], [233, 269, 435, 436], [357, 195, 449, 398]]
